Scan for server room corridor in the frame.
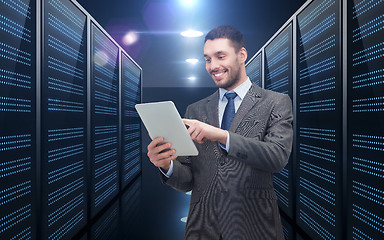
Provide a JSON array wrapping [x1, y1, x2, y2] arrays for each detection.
[[1, 0, 384, 239]]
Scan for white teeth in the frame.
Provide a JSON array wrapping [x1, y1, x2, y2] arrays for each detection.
[[214, 72, 224, 77]]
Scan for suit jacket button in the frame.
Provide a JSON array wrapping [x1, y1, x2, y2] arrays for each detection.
[[220, 160, 225, 165]]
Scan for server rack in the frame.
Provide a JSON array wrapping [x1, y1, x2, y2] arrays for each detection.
[[41, 0, 88, 238], [0, 1, 36, 239], [347, 0, 384, 239], [264, 22, 294, 219], [0, 0, 142, 239], [245, 51, 262, 87], [90, 23, 120, 218]]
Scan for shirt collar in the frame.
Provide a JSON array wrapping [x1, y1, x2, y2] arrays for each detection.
[[219, 77, 252, 101]]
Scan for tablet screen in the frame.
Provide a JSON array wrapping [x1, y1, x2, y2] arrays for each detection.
[[135, 101, 199, 156]]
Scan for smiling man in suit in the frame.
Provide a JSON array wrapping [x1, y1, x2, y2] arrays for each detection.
[[147, 25, 293, 240]]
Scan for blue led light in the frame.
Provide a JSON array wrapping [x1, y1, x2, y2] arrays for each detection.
[[0, 181, 31, 206], [353, 180, 384, 206], [125, 81, 139, 93], [9, 226, 31, 240], [266, 62, 288, 80], [299, 0, 335, 29], [353, 204, 384, 234], [300, 98, 336, 112], [95, 105, 118, 115], [300, 177, 335, 205], [48, 127, 84, 142], [95, 76, 117, 92], [124, 62, 141, 80], [48, 77, 84, 96], [124, 149, 140, 161], [300, 193, 336, 226], [94, 136, 117, 149], [300, 77, 335, 95], [267, 34, 288, 56], [125, 124, 140, 131], [299, 209, 335, 239], [352, 226, 375, 240], [0, 68, 31, 89], [124, 156, 140, 170], [124, 71, 140, 85], [0, 157, 31, 178], [49, 211, 84, 240], [0, 14, 31, 42], [48, 161, 83, 184], [352, 69, 384, 89], [94, 34, 118, 57], [352, 14, 384, 42], [2, 0, 31, 18], [94, 184, 117, 207], [49, 0, 84, 30], [48, 13, 82, 44], [273, 175, 289, 192], [300, 35, 336, 63], [95, 172, 117, 192], [48, 35, 84, 62], [95, 148, 117, 164], [300, 160, 335, 184], [48, 56, 84, 79], [48, 194, 84, 226], [300, 14, 336, 46], [48, 178, 84, 206], [352, 41, 384, 66], [353, 0, 384, 19], [124, 165, 140, 182], [299, 56, 335, 79], [274, 188, 289, 207], [0, 204, 31, 234], [95, 90, 117, 104], [95, 161, 117, 179]]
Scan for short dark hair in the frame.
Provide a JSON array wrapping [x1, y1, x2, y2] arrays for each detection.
[[204, 25, 246, 52]]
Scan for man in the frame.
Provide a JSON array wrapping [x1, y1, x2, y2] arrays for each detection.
[[147, 25, 293, 239]]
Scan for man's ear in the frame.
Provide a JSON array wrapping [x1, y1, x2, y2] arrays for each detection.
[[239, 47, 247, 64]]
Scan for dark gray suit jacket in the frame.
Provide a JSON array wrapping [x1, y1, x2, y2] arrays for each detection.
[[162, 83, 293, 239]]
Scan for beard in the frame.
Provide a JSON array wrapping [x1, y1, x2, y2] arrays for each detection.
[[213, 64, 242, 90]]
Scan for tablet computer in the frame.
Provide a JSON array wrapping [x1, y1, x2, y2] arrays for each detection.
[[135, 101, 199, 156]]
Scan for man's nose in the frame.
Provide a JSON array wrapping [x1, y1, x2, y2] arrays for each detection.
[[210, 59, 220, 72]]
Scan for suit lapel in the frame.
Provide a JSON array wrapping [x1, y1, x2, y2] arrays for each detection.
[[205, 90, 220, 128], [229, 83, 262, 132]]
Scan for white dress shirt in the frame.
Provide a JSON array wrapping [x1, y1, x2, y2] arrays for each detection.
[[161, 78, 252, 177]]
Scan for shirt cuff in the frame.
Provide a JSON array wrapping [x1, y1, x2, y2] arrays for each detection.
[[219, 131, 230, 152], [159, 160, 174, 178]]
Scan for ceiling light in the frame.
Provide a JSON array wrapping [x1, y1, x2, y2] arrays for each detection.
[[181, 29, 203, 38], [180, 0, 194, 7], [186, 58, 199, 64], [180, 217, 188, 223], [188, 76, 196, 81], [122, 31, 138, 45]]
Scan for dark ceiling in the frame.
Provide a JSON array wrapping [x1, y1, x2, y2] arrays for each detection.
[[76, 0, 307, 88]]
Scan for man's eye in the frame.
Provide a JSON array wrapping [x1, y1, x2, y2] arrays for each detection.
[[205, 59, 211, 63], [218, 56, 225, 59]]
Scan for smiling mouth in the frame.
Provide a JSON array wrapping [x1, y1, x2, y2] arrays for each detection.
[[214, 72, 224, 77], [212, 70, 227, 79]]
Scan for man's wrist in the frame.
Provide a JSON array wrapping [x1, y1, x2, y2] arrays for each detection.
[[217, 129, 228, 145]]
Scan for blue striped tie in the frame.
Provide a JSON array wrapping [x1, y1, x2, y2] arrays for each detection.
[[221, 92, 237, 130]]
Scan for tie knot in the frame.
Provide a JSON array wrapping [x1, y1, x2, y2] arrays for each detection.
[[224, 92, 237, 100]]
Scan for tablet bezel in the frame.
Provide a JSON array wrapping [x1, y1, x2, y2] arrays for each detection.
[[135, 101, 199, 156]]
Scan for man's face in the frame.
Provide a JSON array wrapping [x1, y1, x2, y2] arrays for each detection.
[[204, 38, 244, 90]]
